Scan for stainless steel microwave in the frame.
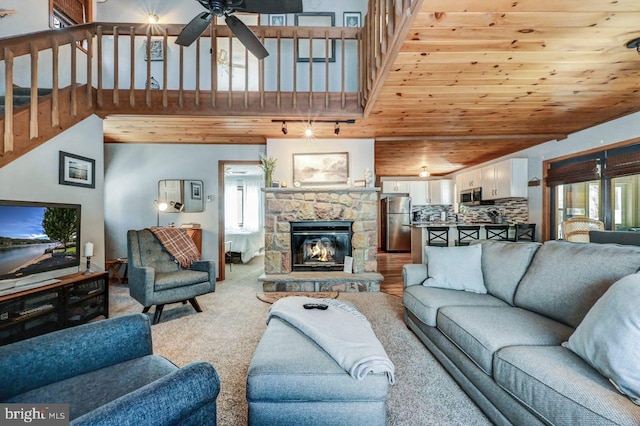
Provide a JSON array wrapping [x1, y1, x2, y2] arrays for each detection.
[[460, 187, 482, 206]]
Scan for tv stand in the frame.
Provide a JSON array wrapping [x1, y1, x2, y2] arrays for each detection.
[[0, 271, 109, 346]]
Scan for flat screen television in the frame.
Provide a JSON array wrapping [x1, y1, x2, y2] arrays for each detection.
[[0, 200, 81, 289]]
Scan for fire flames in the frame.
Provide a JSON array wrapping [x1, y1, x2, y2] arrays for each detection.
[[306, 238, 335, 262]]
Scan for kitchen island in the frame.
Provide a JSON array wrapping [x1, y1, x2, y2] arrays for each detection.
[[410, 222, 514, 263]]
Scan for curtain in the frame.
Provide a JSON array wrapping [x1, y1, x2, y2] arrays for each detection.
[[224, 179, 240, 231], [243, 177, 263, 232]]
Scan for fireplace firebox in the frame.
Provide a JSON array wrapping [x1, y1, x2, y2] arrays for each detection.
[[291, 221, 353, 272]]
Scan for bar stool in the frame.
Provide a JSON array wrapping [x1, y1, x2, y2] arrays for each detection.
[[456, 225, 481, 246], [510, 223, 536, 242], [427, 226, 449, 247], [485, 224, 509, 240]]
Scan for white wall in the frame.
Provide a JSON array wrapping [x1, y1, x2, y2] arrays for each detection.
[[448, 111, 640, 237], [103, 143, 265, 276], [266, 138, 375, 187], [0, 115, 106, 269]]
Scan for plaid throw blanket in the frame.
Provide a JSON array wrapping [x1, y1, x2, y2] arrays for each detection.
[[148, 227, 201, 269]]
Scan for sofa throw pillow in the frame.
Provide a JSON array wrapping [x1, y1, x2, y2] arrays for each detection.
[[422, 244, 486, 293], [563, 273, 640, 405]]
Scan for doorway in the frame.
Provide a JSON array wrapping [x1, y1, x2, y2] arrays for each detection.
[[217, 160, 263, 281]]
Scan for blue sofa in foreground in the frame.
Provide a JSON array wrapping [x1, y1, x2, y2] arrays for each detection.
[[0, 313, 220, 425]]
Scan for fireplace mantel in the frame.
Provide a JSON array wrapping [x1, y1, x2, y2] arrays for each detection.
[[262, 186, 382, 292]]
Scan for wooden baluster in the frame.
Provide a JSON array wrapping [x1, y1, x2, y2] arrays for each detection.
[[113, 26, 119, 107], [227, 36, 232, 108], [129, 26, 135, 107], [259, 32, 265, 109], [325, 31, 330, 109], [162, 29, 168, 108], [308, 31, 313, 109], [86, 30, 93, 108], [3, 48, 14, 153], [29, 43, 38, 140], [276, 30, 281, 109], [179, 45, 184, 108], [293, 31, 297, 109], [51, 39, 60, 127], [211, 26, 217, 108], [70, 34, 78, 116], [341, 31, 346, 110], [96, 26, 103, 107], [145, 29, 151, 107], [195, 37, 201, 107], [244, 44, 249, 109]]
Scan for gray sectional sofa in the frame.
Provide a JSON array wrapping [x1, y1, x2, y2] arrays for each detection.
[[402, 240, 640, 425]]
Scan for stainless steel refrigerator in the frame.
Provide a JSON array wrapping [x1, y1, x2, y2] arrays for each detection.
[[382, 196, 412, 252]]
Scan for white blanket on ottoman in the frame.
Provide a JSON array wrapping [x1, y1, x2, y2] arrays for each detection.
[[267, 296, 395, 384]]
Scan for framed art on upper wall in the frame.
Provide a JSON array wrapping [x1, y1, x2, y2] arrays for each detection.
[[144, 39, 164, 61], [343, 12, 361, 28], [293, 152, 349, 185], [59, 151, 95, 188], [295, 12, 335, 62], [269, 14, 286, 26]]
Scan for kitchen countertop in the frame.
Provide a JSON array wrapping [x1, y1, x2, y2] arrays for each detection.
[[410, 222, 507, 227]]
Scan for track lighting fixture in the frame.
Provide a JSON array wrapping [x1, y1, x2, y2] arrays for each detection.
[[147, 14, 159, 24], [334, 122, 340, 136], [418, 166, 430, 178], [627, 37, 640, 55], [281, 121, 288, 135], [273, 119, 355, 138], [304, 127, 314, 138]]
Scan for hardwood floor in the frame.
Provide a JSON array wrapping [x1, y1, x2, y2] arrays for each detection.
[[377, 251, 411, 298]]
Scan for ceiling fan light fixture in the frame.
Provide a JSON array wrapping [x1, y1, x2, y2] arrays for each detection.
[[626, 37, 640, 55], [419, 166, 430, 178]]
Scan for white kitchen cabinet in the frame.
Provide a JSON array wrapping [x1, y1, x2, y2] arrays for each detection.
[[382, 181, 411, 194], [409, 181, 428, 205], [429, 179, 452, 205], [481, 158, 528, 200], [456, 169, 482, 191]]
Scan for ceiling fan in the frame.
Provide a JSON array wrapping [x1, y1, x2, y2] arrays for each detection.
[[176, 0, 303, 60]]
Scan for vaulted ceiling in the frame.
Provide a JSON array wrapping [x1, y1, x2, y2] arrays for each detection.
[[103, 0, 640, 178]]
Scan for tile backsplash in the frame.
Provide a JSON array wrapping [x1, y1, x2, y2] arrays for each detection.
[[412, 198, 529, 224]]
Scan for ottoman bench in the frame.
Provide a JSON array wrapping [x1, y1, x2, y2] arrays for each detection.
[[246, 301, 391, 426]]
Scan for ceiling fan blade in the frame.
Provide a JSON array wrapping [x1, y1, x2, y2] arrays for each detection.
[[225, 15, 269, 60], [237, 0, 303, 14], [176, 12, 213, 46]]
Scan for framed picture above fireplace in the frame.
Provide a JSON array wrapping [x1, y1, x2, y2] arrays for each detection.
[[293, 152, 349, 185]]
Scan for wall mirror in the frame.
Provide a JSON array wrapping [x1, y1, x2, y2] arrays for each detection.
[[158, 180, 204, 213]]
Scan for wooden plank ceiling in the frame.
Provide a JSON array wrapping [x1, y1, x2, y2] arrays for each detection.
[[103, 0, 640, 177]]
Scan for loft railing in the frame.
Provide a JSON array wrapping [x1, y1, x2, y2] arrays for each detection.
[[0, 22, 363, 164], [361, 0, 423, 115]]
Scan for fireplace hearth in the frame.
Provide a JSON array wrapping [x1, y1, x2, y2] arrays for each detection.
[[291, 221, 353, 272]]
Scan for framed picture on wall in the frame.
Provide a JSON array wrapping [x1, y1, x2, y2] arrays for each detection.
[[343, 12, 361, 28], [269, 14, 286, 26], [293, 152, 349, 185], [191, 182, 202, 200], [144, 39, 164, 61], [59, 151, 95, 188], [295, 12, 335, 62]]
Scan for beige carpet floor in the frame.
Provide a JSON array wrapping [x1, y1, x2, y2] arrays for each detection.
[[109, 256, 491, 425]]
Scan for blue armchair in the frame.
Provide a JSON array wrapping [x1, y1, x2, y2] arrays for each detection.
[[127, 229, 215, 324], [0, 313, 220, 425]]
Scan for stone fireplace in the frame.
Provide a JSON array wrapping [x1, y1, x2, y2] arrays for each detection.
[[260, 187, 383, 292]]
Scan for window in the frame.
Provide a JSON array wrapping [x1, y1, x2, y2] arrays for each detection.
[[236, 184, 244, 227], [547, 142, 640, 238]]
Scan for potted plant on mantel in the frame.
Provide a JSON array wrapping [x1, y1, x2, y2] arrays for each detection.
[[260, 153, 277, 188]]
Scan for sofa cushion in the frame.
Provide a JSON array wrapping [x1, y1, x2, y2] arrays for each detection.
[[437, 306, 574, 376], [7, 355, 177, 420], [154, 270, 210, 291], [494, 345, 640, 425], [563, 273, 640, 405], [423, 245, 486, 293], [403, 286, 508, 327], [514, 240, 640, 328], [472, 240, 541, 304]]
